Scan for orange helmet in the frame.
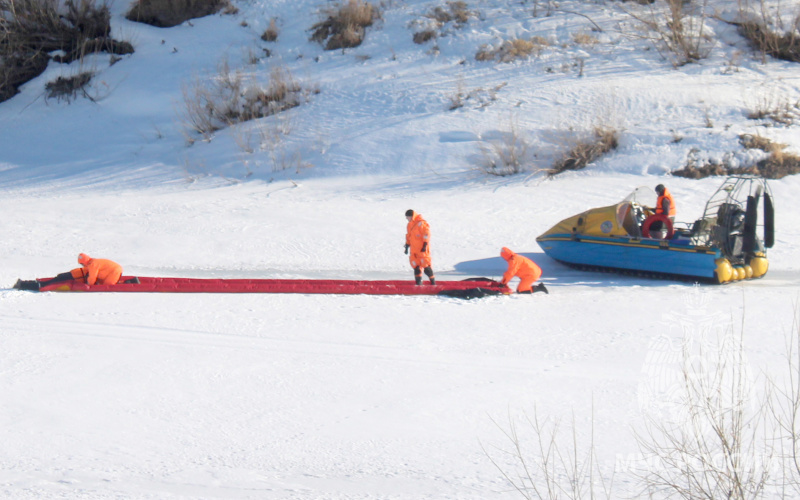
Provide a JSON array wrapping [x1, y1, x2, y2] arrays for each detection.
[[500, 247, 513, 260], [78, 253, 91, 265]]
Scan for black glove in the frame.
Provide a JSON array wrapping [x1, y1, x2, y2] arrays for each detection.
[[421, 242, 428, 252], [404, 244, 409, 255]]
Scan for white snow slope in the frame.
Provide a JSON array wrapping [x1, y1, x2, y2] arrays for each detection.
[[1, 0, 800, 498]]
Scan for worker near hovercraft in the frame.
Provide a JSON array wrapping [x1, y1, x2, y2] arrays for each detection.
[[499, 247, 548, 294], [650, 184, 677, 239], [404, 210, 436, 285]]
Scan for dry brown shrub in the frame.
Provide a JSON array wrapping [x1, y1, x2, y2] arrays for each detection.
[[739, 133, 786, 153], [310, 0, 380, 50], [413, 1, 474, 45], [427, 1, 472, 26], [180, 61, 310, 141], [45, 71, 93, 102], [548, 127, 619, 177], [476, 37, 548, 62], [738, 19, 800, 63], [261, 18, 279, 42], [623, 0, 712, 66], [413, 29, 436, 44], [478, 120, 532, 176], [0, 0, 133, 103], [747, 93, 800, 126], [126, 0, 233, 28], [674, 137, 800, 179]]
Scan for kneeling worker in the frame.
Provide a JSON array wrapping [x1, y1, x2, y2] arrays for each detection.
[[499, 247, 547, 294], [74, 253, 123, 285]]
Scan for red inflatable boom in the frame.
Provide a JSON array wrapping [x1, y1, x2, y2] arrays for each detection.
[[21, 277, 511, 297]]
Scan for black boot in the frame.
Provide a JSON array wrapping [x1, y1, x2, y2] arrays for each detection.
[[415, 276, 422, 286], [14, 279, 40, 291], [534, 283, 549, 294], [424, 266, 435, 285]]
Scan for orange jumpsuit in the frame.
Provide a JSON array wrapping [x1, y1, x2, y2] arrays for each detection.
[[406, 213, 432, 269], [500, 247, 542, 293], [72, 254, 123, 285]]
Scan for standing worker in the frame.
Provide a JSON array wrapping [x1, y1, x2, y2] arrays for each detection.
[[404, 210, 435, 285], [499, 247, 547, 294]]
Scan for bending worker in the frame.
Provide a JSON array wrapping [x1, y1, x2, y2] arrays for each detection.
[[499, 247, 547, 294], [74, 253, 123, 285], [404, 209, 436, 285]]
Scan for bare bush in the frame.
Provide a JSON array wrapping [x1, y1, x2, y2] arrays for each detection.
[[448, 81, 506, 110], [126, 0, 234, 28], [484, 406, 611, 500], [476, 37, 548, 63], [746, 90, 800, 126], [634, 325, 774, 500], [548, 127, 619, 177], [0, 0, 133, 103], [427, 0, 472, 26], [413, 29, 436, 44], [736, 0, 800, 63], [45, 71, 93, 102], [478, 120, 532, 176], [412, 1, 474, 44], [180, 60, 309, 141], [622, 0, 712, 66], [310, 0, 380, 51]]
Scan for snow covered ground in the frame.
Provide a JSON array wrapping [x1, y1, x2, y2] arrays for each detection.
[[1, 0, 800, 498]]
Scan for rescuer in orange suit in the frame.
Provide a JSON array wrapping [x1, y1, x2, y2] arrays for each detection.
[[73, 253, 123, 285], [652, 184, 677, 238], [404, 209, 435, 285], [499, 247, 548, 294], [14, 253, 127, 291]]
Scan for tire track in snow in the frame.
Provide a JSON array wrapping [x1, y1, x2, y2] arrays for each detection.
[[0, 315, 549, 375]]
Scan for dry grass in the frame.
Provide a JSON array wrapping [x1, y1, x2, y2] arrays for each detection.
[[623, 0, 712, 66], [739, 133, 786, 153], [412, 1, 474, 44], [310, 0, 380, 51], [180, 61, 309, 141], [548, 127, 619, 177], [573, 32, 599, 46], [737, 16, 800, 63], [126, 0, 234, 28], [0, 0, 133, 103], [747, 91, 800, 126], [476, 37, 548, 62], [448, 81, 506, 110]]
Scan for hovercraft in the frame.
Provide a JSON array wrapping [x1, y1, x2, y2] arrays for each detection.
[[536, 175, 774, 283]]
